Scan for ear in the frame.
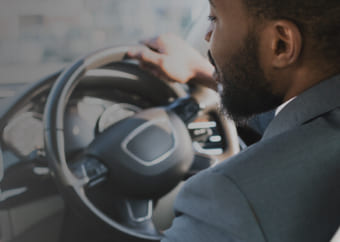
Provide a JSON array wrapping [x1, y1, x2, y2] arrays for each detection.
[[270, 20, 303, 68]]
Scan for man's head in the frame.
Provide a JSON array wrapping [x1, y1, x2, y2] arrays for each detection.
[[205, 0, 340, 124]]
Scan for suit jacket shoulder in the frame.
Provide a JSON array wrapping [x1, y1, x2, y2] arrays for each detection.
[[162, 168, 266, 242]]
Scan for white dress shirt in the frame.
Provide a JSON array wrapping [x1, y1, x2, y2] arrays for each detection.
[[275, 97, 296, 116]]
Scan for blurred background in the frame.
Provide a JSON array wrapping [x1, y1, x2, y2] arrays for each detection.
[[0, 0, 206, 84]]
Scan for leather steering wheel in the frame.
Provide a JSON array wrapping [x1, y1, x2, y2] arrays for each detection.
[[43, 46, 239, 241]]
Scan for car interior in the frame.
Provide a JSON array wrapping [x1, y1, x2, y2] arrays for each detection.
[[3, 1, 336, 242], [0, 47, 245, 242]]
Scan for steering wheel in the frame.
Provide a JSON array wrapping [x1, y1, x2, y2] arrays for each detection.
[[43, 46, 239, 241]]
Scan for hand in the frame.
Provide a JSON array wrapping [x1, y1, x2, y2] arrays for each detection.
[[127, 34, 217, 89]]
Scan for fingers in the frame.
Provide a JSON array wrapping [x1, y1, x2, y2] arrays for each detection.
[[139, 33, 176, 54], [140, 37, 162, 53], [127, 46, 162, 67], [135, 59, 174, 83], [127, 46, 168, 80], [139, 62, 163, 79]]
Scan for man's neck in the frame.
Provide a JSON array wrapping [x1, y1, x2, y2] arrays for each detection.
[[283, 67, 340, 102]]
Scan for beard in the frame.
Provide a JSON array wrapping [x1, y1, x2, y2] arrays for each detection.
[[209, 31, 283, 125]]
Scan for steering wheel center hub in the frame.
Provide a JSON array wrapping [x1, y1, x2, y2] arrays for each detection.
[[121, 115, 176, 167], [87, 108, 194, 198]]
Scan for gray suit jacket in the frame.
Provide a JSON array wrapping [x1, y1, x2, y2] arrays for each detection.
[[162, 74, 340, 242]]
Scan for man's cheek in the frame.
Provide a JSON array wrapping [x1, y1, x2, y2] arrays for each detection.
[[211, 42, 226, 68]]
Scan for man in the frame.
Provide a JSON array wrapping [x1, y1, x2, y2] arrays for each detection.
[[128, 0, 340, 241]]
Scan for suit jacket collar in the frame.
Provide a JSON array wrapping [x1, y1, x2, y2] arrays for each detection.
[[262, 74, 340, 140]]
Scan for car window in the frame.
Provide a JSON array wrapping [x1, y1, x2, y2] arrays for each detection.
[[0, 0, 206, 84]]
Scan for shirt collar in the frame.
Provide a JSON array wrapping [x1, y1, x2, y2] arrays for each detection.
[[275, 97, 296, 116]]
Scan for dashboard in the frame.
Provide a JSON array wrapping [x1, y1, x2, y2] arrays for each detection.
[[3, 111, 44, 157], [0, 79, 227, 176], [0, 63, 239, 240], [0, 79, 228, 237]]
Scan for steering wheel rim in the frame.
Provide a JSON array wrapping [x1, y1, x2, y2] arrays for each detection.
[[43, 45, 239, 240]]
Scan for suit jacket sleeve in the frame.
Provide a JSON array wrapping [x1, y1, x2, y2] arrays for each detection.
[[161, 169, 266, 242]]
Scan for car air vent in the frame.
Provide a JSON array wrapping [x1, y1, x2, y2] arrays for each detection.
[[188, 118, 225, 156]]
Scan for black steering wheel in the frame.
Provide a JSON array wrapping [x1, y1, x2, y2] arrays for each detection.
[[43, 46, 239, 241]]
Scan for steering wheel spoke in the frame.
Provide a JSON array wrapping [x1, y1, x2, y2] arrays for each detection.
[[70, 156, 109, 188], [119, 198, 161, 237], [107, 197, 160, 236], [124, 199, 154, 223]]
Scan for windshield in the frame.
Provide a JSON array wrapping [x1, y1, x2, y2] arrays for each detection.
[[0, 0, 206, 83]]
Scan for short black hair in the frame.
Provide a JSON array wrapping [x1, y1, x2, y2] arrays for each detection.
[[243, 0, 340, 64]]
